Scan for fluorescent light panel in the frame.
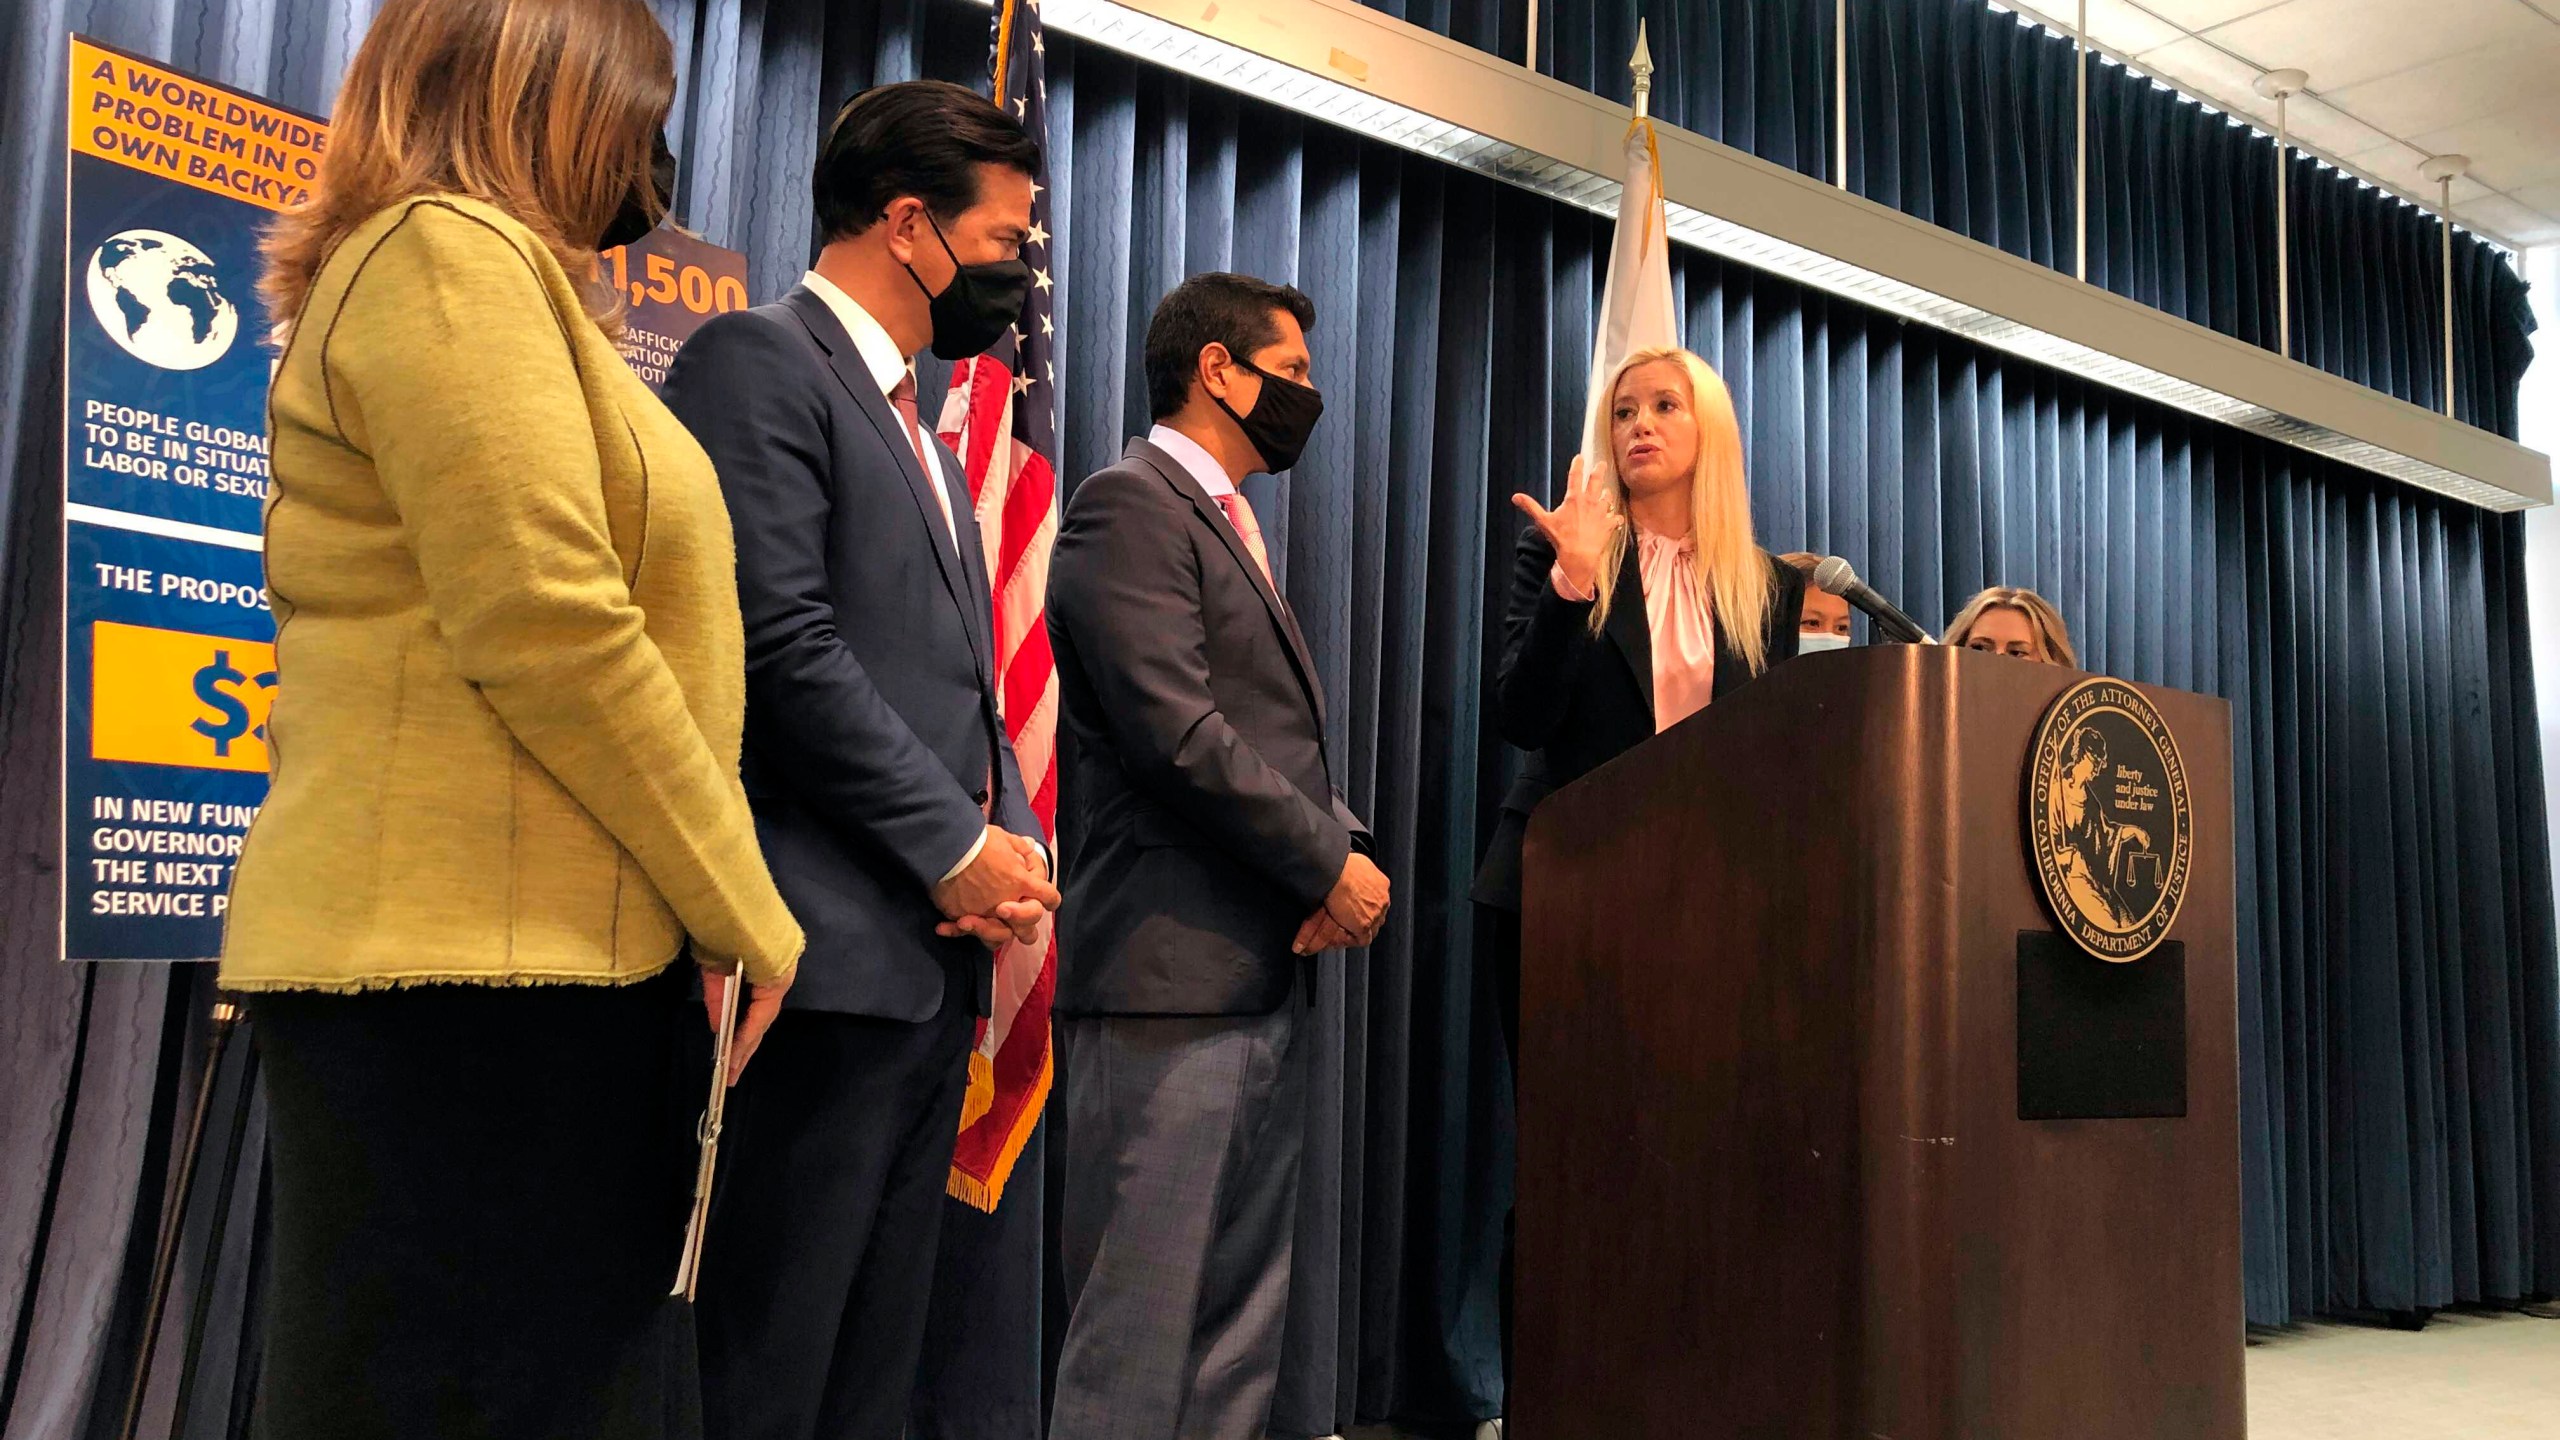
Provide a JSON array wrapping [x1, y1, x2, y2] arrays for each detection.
[[996, 0, 2539, 512]]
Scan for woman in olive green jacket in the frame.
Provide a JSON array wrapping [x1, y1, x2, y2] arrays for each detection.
[[225, 2, 800, 1434]]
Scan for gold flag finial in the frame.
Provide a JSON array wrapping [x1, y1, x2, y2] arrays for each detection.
[[1630, 20, 1655, 121]]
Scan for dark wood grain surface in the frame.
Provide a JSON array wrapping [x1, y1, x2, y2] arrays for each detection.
[[1511, 644, 2242, 1440]]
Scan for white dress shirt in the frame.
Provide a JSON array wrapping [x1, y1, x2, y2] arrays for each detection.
[[801, 270, 962, 559], [1147, 423, 1237, 500], [801, 271, 1039, 886]]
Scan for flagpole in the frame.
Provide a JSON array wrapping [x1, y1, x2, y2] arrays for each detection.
[[2075, 0, 2088, 281], [1834, 0, 1848, 189]]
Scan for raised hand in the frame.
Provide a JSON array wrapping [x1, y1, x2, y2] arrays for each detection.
[[1510, 453, 1620, 598]]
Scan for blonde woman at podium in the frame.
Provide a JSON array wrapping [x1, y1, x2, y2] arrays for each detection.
[[1469, 343, 1804, 1372], [1945, 585, 2079, 666], [1473, 344, 1804, 1049]]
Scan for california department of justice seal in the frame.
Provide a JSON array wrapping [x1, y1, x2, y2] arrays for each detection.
[[2026, 677, 2192, 962]]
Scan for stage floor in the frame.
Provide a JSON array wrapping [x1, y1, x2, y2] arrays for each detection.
[[2247, 1309, 2560, 1439], [1349, 1309, 2560, 1439]]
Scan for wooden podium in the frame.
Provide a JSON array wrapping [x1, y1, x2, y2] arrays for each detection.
[[1513, 644, 2243, 1439]]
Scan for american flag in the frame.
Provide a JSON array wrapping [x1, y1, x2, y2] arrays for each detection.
[[934, 0, 1058, 1212]]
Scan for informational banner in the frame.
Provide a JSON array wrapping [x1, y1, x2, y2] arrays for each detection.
[[60, 36, 751, 962], [603, 226, 749, 392], [61, 35, 323, 960]]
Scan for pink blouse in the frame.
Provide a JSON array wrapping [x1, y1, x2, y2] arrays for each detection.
[[1551, 526, 1718, 732]]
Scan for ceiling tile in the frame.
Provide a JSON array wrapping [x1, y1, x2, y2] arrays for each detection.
[[2453, 193, 2559, 247], [2450, 175, 2496, 208], [2086, 0, 2192, 54], [2201, 0, 2551, 90], [2345, 159, 2495, 206], [2515, 180, 2560, 216], [2279, 93, 2397, 159], [2328, 134, 2414, 172], [2132, 36, 2285, 124], [2409, 104, 2560, 189], [2138, 0, 2296, 29], [1999, 1, 2209, 57], [2325, 170, 2490, 215], [2320, 36, 2560, 138]]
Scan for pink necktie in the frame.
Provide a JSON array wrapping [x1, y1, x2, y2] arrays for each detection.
[[888, 372, 931, 471], [893, 373, 985, 809], [890, 372, 961, 556], [1216, 491, 1275, 590]]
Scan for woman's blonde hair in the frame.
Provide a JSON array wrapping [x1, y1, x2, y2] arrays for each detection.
[[1946, 586, 2078, 667], [1585, 347, 1775, 675], [260, 0, 674, 328]]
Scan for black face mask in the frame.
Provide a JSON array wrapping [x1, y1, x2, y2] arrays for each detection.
[[902, 212, 1032, 360], [600, 127, 676, 251], [1212, 355, 1325, 474]]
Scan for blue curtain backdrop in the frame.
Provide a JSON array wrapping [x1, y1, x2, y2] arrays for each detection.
[[1366, 0, 2535, 431], [2, 2, 2553, 1438]]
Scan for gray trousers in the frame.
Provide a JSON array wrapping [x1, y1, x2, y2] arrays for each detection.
[[1049, 992, 1307, 1440]]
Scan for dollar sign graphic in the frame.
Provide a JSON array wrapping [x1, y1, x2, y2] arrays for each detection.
[[191, 650, 253, 757]]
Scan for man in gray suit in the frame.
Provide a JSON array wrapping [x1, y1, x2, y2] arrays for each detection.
[[1045, 273, 1391, 1440]]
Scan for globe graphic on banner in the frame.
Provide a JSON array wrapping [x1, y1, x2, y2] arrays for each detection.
[[85, 229, 240, 371]]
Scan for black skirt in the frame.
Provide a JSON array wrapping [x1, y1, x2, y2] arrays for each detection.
[[248, 963, 706, 1440]]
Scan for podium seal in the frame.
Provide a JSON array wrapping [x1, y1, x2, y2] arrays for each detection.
[[2027, 677, 2191, 962]]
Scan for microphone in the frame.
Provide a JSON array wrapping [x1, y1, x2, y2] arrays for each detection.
[[1811, 557, 1935, 645]]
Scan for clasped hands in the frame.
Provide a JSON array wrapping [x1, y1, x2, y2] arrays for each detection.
[[1292, 851, 1391, 956], [702, 825, 1054, 1084], [930, 824, 1387, 956], [932, 825, 1061, 949]]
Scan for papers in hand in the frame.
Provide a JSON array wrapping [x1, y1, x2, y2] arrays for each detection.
[[670, 968, 741, 1301]]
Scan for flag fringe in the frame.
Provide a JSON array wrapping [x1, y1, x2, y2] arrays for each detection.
[[958, 1048, 996, 1131], [991, 0, 1020, 107], [945, 1050, 1053, 1212]]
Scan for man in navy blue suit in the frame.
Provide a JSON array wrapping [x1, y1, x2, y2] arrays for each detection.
[[662, 81, 1057, 1440]]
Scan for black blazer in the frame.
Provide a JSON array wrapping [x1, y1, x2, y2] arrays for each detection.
[[661, 286, 1039, 1021], [1470, 525, 1803, 912], [1047, 438, 1373, 1017]]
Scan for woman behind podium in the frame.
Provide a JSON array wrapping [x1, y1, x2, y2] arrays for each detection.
[[223, 2, 802, 1435], [1780, 550, 1853, 654], [1945, 585, 2079, 666], [1469, 345, 1802, 1381], [1472, 344, 1804, 1067]]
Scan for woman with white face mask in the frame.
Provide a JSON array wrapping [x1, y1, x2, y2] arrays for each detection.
[[1779, 551, 1854, 654]]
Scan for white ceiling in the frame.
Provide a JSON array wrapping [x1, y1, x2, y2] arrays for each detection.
[[1999, 0, 2560, 249]]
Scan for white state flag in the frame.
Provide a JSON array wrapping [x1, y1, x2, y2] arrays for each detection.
[[1584, 116, 1681, 460]]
